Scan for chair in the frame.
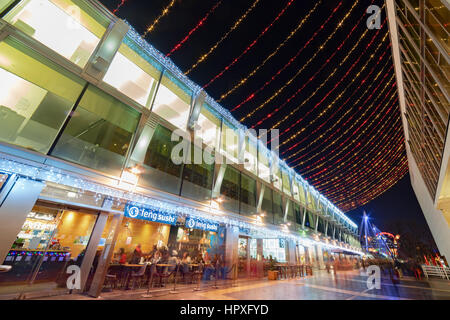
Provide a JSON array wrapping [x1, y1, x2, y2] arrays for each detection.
[[181, 263, 194, 284], [130, 264, 147, 289], [156, 264, 176, 288]]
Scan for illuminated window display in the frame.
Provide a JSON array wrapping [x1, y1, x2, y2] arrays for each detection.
[[0, 205, 97, 292], [2, 0, 108, 68]]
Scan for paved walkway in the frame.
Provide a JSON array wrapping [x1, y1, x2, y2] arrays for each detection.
[[37, 270, 450, 300]]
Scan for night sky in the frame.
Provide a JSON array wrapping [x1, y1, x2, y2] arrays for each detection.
[[97, 0, 436, 242]]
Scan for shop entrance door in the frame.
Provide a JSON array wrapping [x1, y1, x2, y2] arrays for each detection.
[[0, 203, 98, 299]]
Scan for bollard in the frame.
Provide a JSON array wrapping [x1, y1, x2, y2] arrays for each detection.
[[142, 264, 154, 298]]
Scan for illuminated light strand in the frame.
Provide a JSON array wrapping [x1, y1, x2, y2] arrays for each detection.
[[340, 165, 409, 211], [333, 154, 408, 208], [314, 122, 404, 195], [333, 158, 408, 210], [276, 39, 391, 150], [320, 143, 406, 207], [216, 0, 323, 102], [295, 92, 398, 184], [185, 0, 262, 75], [325, 141, 406, 200], [236, 2, 360, 117], [113, 0, 128, 14], [284, 63, 394, 162], [295, 91, 398, 174], [143, 0, 176, 38], [339, 162, 409, 212], [307, 99, 401, 188], [271, 30, 389, 148], [166, 0, 223, 57], [250, 15, 383, 127], [202, 0, 297, 89], [318, 133, 405, 203], [279, 50, 392, 159], [232, 1, 348, 111], [262, 18, 387, 132]]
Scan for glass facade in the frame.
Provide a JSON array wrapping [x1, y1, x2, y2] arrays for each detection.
[[2, 0, 108, 68], [395, 0, 449, 198], [0, 37, 85, 153], [51, 85, 140, 176], [220, 165, 240, 213], [240, 173, 257, 216], [0, 0, 357, 255]]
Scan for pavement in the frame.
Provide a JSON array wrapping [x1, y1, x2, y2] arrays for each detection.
[[34, 269, 450, 300]]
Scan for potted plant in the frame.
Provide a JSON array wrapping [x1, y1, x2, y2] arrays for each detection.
[[267, 256, 279, 280]]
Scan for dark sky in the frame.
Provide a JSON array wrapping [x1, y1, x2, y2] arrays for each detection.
[[97, 0, 436, 243]]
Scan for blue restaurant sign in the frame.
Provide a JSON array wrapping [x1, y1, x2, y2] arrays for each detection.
[[124, 202, 178, 225], [185, 217, 219, 232]]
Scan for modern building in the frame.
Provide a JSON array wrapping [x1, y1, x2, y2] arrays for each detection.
[[0, 0, 361, 299], [386, 0, 450, 258]]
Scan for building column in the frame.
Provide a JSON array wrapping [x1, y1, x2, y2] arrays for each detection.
[[224, 226, 239, 279], [88, 212, 123, 298], [287, 239, 296, 265], [256, 238, 264, 278], [0, 176, 45, 263]]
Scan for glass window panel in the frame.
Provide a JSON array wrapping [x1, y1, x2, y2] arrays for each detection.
[[180, 144, 214, 202], [293, 202, 303, 225], [240, 173, 256, 216], [286, 200, 294, 223], [3, 0, 108, 68], [258, 148, 271, 183], [261, 187, 274, 223], [103, 42, 161, 107], [272, 164, 282, 190], [273, 191, 284, 225], [196, 103, 221, 149], [293, 181, 300, 202], [137, 124, 183, 195], [0, 37, 85, 153], [221, 121, 239, 162], [152, 71, 192, 130], [220, 165, 240, 213], [51, 85, 140, 176], [281, 170, 291, 195], [244, 135, 257, 175]]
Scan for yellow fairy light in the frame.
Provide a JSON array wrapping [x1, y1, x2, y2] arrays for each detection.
[[216, 0, 322, 100], [184, 0, 262, 75], [276, 33, 390, 149], [240, 0, 362, 122], [143, 0, 176, 38]]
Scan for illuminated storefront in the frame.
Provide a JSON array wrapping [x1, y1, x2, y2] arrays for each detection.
[[0, 0, 362, 299]]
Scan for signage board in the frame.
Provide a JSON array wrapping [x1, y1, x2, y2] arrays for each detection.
[[185, 217, 219, 232], [124, 203, 178, 225]]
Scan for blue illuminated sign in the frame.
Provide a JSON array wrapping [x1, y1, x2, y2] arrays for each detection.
[[185, 217, 219, 232], [124, 203, 178, 225]]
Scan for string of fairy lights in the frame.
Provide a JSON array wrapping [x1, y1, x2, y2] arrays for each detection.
[[273, 35, 391, 149], [107, 0, 406, 213], [202, 0, 297, 89], [143, 0, 176, 38], [184, 0, 262, 75], [283, 63, 395, 162], [216, 0, 323, 101], [166, 0, 223, 57], [237, 1, 359, 118]]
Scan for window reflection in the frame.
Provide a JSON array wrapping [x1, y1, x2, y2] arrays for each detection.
[[220, 165, 240, 213], [240, 173, 256, 216]]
